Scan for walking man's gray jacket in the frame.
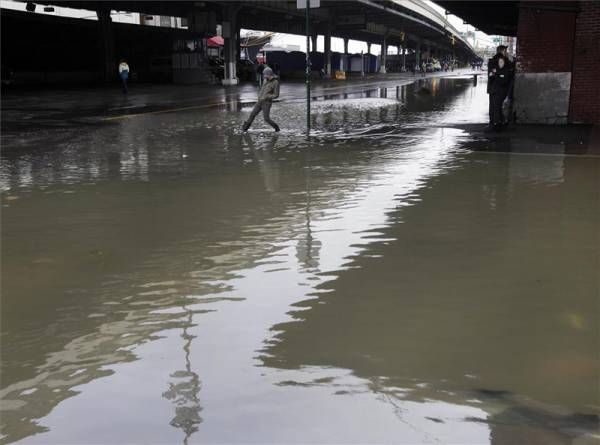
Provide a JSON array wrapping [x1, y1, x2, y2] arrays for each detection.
[[258, 78, 280, 102]]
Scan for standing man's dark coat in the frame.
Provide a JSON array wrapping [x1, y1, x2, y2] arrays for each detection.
[[489, 57, 512, 128], [487, 46, 508, 125]]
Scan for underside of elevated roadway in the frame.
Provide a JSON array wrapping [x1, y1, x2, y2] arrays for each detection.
[[27, 0, 476, 55]]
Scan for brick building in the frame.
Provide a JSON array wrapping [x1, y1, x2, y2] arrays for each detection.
[[516, 1, 600, 124], [439, 1, 600, 125], [568, 1, 600, 124]]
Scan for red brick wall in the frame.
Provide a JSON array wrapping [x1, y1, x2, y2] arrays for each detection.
[[569, 1, 600, 124], [516, 4, 577, 73]]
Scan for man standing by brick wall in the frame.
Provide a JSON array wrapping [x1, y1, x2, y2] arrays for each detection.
[[489, 56, 513, 130], [487, 45, 511, 129], [487, 45, 506, 128]]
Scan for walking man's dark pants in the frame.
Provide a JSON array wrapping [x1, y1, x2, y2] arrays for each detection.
[[121, 77, 128, 95], [244, 100, 280, 131]]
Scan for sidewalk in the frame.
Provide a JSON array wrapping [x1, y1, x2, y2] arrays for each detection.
[[448, 123, 600, 156], [1, 69, 481, 124]]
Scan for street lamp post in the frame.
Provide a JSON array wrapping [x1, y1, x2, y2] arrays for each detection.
[[305, 1, 311, 134]]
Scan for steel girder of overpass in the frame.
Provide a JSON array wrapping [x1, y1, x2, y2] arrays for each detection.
[[22, 0, 477, 58]]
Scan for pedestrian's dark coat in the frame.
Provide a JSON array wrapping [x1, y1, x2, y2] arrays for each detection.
[[487, 54, 503, 94], [258, 77, 280, 102], [242, 75, 280, 132], [489, 64, 512, 94], [488, 55, 514, 93], [489, 60, 513, 126]]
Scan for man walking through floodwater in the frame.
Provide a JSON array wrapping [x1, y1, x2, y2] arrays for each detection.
[[242, 67, 280, 132]]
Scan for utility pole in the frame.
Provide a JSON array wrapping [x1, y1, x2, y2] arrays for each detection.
[[298, 0, 319, 134], [305, 1, 311, 134]]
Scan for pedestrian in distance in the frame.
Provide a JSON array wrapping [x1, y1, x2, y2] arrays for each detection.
[[488, 55, 512, 131], [272, 62, 281, 77], [242, 67, 280, 132], [256, 62, 266, 88], [118, 59, 129, 95]]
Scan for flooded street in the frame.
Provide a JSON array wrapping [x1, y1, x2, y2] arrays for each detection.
[[1, 76, 599, 444]]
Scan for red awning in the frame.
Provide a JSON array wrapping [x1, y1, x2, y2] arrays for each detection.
[[207, 35, 224, 47]]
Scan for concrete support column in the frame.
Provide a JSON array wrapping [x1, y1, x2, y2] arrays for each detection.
[[325, 22, 332, 77], [97, 9, 115, 82], [379, 36, 387, 73], [361, 51, 365, 77], [342, 38, 349, 71], [402, 44, 406, 70], [416, 42, 421, 67], [222, 6, 239, 85], [311, 34, 318, 54], [236, 26, 241, 61]]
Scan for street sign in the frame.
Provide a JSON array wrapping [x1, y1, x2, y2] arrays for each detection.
[[297, 0, 319, 9]]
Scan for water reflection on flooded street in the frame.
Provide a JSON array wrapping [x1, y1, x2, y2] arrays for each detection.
[[1, 77, 598, 444]]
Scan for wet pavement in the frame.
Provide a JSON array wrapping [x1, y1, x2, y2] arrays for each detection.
[[1, 73, 599, 444]]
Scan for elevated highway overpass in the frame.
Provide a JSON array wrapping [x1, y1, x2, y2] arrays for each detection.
[[7, 0, 477, 84]]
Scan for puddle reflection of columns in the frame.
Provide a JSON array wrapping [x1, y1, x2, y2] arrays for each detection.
[[296, 151, 321, 272], [225, 93, 243, 112], [379, 106, 388, 122], [162, 305, 202, 445], [243, 133, 281, 193], [118, 117, 149, 181], [323, 110, 333, 131]]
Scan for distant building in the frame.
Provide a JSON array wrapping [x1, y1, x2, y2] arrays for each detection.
[[139, 14, 187, 29], [260, 44, 301, 53]]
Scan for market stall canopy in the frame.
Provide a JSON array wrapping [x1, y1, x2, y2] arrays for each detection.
[[207, 35, 224, 47]]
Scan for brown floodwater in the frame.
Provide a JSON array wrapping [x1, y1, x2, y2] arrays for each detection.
[[1, 76, 599, 444]]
